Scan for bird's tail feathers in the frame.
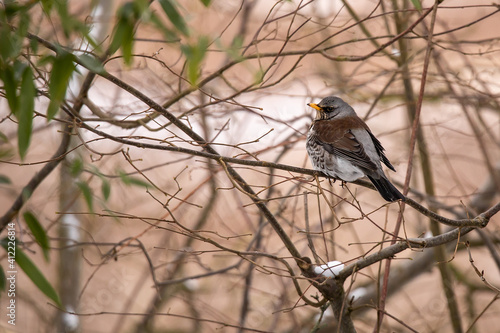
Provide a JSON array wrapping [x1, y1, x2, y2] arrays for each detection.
[[367, 175, 405, 202]]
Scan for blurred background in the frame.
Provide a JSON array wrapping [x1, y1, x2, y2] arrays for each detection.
[[0, 0, 499, 332]]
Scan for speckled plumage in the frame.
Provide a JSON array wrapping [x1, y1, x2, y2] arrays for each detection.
[[306, 96, 404, 202]]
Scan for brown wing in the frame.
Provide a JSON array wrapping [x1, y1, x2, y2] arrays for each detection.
[[311, 117, 379, 173]]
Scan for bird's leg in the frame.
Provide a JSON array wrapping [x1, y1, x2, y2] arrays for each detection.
[[328, 178, 336, 186], [340, 180, 347, 188]]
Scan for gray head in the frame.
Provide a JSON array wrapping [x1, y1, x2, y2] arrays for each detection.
[[308, 96, 356, 120]]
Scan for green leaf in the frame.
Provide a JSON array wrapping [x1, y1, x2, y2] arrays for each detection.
[[81, 30, 99, 52], [254, 68, 264, 84], [41, 0, 54, 14], [110, 2, 135, 50], [0, 131, 7, 144], [109, 19, 126, 54], [69, 157, 84, 177], [109, 6, 136, 66], [0, 66, 18, 115], [29, 37, 39, 54], [108, 1, 154, 65], [76, 181, 94, 212], [38, 54, 56, 67], [3, 2, 23, 18], [0, 265, 5, 291], [78, 54, 105, 74], [23, 211, 50, 262], [410, 0, 422, 11], [1, 238, 61, 306], [0, 175, 11, 184], [0, 131, 12, 160], [225, 35, 244, 61], [22, 188, 32, 202], [120, 24, 135, 66], [0, 5, 30, 60], [0, 24, 20, 61], [16, 8, 30, 40], [101, 178, 111, 201], [0, 148, 13, 160], [181, 36, 209, 85], [18, 66, 35, 160], [128, 177, 150, 188], [199, 0, 211, 7], [47, 51, 76, 120], [149, 12, 179, 42], [54, 0, 73, 38], [159, 0, 190, 36], [118, 171, 149, 188]]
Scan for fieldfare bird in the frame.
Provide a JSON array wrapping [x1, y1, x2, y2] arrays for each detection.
[[306, 96, 404, 202]]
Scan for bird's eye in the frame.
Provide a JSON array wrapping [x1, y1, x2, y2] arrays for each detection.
[[323, 106, 335, 112]]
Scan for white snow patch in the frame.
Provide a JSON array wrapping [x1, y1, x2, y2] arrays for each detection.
[[348, 287, 368, 301], [313, 261, 344, 278], [183, 278, 200, 291], [61, 214, 81, 246], [424, 230, 433, 238], [62, 307, 79, 331]]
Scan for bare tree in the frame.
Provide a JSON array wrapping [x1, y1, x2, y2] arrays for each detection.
[[1, 1, 499, 332]]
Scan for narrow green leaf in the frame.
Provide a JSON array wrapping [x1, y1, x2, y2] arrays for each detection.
[[22, 188, 32, 201], [4, 2, 23, 17], [110, 19, 135, 65], [0, 66, 18, 115], [0, 131, 11, 160], [410, 0, 422, 11], [133, 0, 150, 13], [54, 0, 72, 37], [69, 157, 84, 177], [159, 0, 190, 36], [118, 170, 131, 185], [47, 52, 76, 120], [121, 24, 135, 66], [254, 68, 264, 84], [226, 35, 244, 61], [23, 211, 50, 262], [37, 54, 55, 67], [0, 24, 20, 61], [181, 36, 209, 85], [16, 9, 30, 40], [76, 181, 94, 212], [41, 0, 54, 14], [78, 54, 105, 74], [81, 29, 99, 52], [1, 238, 61, 306], [109, 20, 125, 56], [118, 171, 149, 188], [128, 177, 150, 188], [46, 101, 59, 121], [29, 37, 39, 54], [110, 2, 139, 66], [101, 178, 111, 201], [0, 175, 11, 184], [0, 148, 13, 160], [18, 66, 35, 160], [149, 12, 179, 42], [0, 131, 7, 144], [0, 265, 5, 291], [200, 0, 211, 7]]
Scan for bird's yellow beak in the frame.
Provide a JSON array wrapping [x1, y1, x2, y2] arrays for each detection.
[[308, 103, 323, 119], [307, 103, 322, 111]]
